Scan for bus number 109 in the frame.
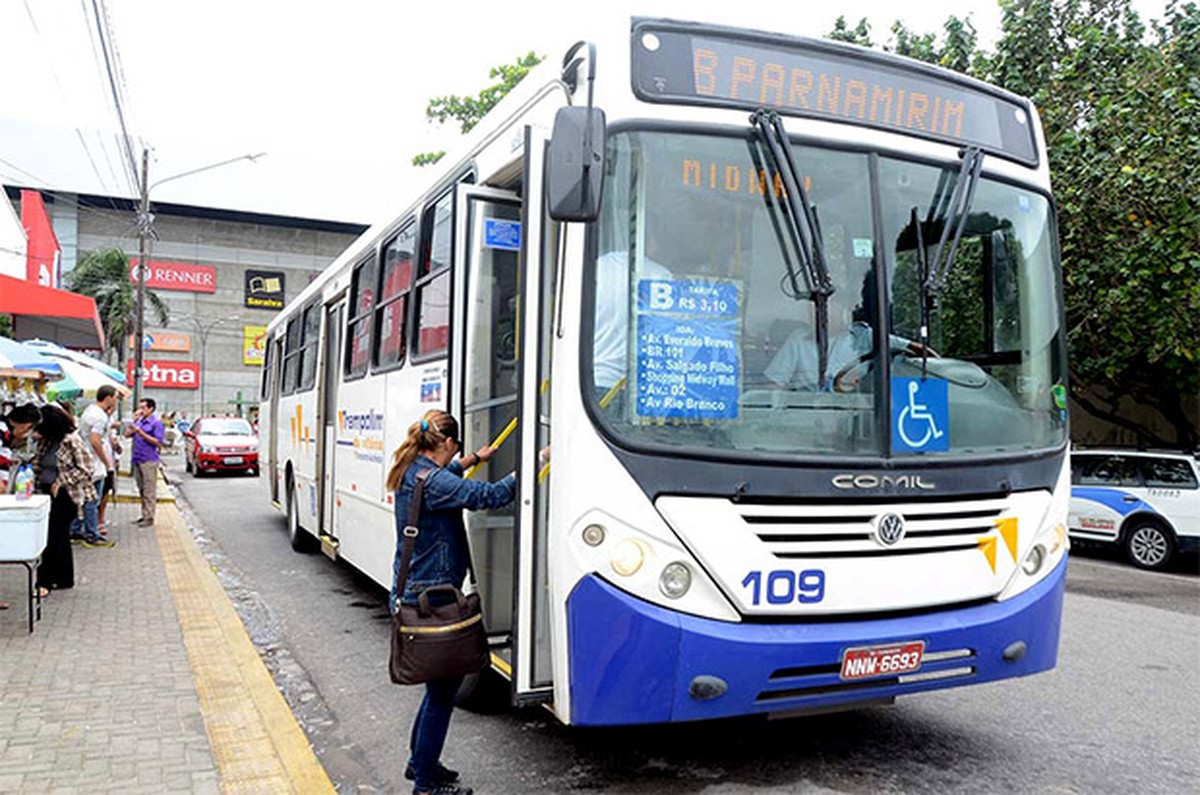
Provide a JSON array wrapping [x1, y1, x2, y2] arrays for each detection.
[[741, 569, 826, 605]]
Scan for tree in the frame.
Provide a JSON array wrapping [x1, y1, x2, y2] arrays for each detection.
[[412, 52, 544, 167], [66, 248, 169, 366]]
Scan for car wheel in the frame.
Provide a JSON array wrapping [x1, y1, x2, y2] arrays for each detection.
[[287, 479, 312, 553], [1124, 520, 1175, 571]]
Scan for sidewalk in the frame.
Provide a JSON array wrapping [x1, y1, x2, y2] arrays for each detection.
[[0, 471, 334, 794]]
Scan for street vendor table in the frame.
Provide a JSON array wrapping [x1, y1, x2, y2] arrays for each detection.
[[0, 494, 51, 632]]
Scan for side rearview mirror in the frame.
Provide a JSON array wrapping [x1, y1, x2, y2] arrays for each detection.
[[546, 106, 606, 222]]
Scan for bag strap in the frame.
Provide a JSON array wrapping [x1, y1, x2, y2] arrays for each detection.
[[395, 468, 431, 594]]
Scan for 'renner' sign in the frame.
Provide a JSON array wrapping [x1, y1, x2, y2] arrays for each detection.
[[129, 260, 217, 293]]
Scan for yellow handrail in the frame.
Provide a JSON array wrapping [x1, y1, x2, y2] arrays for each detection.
[[464, 416, 519, 478]]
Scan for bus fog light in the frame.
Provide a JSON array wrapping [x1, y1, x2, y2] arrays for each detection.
[[610, 539, 647, 577], [1022, 544, 1046, 576], [582, 524, 606, 547], [659, 562, 692, 599]]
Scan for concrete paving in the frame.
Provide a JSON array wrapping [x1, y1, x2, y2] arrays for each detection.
[[0, 471, 333, 794]]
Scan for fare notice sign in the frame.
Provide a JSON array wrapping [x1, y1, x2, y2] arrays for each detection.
[[634, 278, 741, 421]]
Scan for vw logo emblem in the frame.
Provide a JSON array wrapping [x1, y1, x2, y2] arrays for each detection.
[[874, 513, 906, 546]]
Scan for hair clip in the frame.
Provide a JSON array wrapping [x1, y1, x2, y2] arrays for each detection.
[[420, 419, 429, 432]]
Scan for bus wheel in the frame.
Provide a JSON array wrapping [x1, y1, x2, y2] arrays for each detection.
[[455, 666, 509, 713], [286, 482, 313, 553], [1124, 520, 1175, 571]]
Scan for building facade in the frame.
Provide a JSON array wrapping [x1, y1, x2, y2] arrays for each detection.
[[6, 188, 366, 418]]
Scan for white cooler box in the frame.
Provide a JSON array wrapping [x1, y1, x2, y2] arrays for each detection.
[[0, 494, 51, 561]]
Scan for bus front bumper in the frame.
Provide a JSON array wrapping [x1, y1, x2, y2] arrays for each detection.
[[565, 556, 1066, 725]]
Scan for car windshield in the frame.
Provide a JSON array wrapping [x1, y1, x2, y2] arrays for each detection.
[[201, 419, 253, 436], [586, 129, 1068, 459]]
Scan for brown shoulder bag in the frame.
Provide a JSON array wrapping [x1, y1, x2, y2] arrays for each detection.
[[389, 468, 489, 685]]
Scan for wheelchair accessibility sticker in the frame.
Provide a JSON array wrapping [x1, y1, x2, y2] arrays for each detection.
[[891, 378, 949, 453]]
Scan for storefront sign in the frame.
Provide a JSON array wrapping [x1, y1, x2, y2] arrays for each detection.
[[129, 260, 217, 293], [244, 270, 286, 309], [128, 330, 191, 352], [243, 325, 268, 366], [128, 359, 201, 390]]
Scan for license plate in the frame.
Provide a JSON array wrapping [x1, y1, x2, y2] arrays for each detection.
[[223, 456, 244, 465], [840, 641, 925, 680]]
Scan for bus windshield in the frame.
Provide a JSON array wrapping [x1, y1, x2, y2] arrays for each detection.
[[587, 129, 1068, 458]]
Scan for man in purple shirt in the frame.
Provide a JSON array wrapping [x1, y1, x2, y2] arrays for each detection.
[[125, 397, 164, 526]]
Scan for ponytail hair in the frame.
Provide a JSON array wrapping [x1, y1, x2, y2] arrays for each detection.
[[385, 409, 460, 492]]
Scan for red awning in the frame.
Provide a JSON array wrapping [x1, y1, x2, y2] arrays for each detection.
[[0, 274, 105, 349]]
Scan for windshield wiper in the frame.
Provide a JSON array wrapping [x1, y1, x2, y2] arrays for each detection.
[[750, 109, 836, 388], [917, 146, 984, 377]]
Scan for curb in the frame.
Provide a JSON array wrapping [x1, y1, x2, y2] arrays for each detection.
[[153, 497, 335, 793]]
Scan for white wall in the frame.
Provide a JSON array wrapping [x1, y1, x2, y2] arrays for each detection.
[[1, 191, 27, 279]]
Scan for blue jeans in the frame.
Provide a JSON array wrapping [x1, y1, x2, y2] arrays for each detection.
[[408, 676, 464, 791], [69, 479, 104, 541]]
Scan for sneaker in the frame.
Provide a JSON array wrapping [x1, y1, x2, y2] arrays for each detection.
[[83, 537, 116, 548], [405, 763, 459, 785], [413, 786, 472, 795]]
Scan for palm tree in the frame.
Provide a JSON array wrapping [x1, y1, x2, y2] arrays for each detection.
[[66, 248, 169, 366]]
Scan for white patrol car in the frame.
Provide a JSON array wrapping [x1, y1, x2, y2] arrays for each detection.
[[1069, 448, 1200, 570]]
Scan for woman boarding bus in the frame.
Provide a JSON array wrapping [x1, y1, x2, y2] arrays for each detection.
[[261, 16, 1069, 725]]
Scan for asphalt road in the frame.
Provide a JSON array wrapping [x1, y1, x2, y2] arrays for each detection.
[[166, 459, 1200, 794]]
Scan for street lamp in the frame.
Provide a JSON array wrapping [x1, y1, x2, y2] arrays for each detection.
[[132, 150, 266, 406], [178, 313, 238, 417]]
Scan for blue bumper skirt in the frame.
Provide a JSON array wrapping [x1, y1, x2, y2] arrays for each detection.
[[566, 557, 1066, 725]]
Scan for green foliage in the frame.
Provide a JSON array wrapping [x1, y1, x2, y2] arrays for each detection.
[[413, 52, 544, 167], [831, 0, 1200, 447], [0, 314, 12, 339], [829, 17, 873, 47], [66, 248, 170, 365]]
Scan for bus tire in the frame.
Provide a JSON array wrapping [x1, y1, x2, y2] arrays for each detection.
[[455, 666, 509, 713], [286, 477, 314, 553], [1123, 519, 1175, 571]]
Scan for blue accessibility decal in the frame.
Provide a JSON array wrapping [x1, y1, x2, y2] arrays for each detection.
[[891, 377, 949, 453]]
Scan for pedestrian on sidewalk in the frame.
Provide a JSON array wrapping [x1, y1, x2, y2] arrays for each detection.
[[97, 406, 122, 536], [70, 385, 120, 547], [33, 404, 97, 595], [125, 397, 164, 527], [387, 409, 516, 795]]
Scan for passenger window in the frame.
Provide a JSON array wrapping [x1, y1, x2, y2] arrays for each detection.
[[415, 270, 451, 358], [1142, 458, 1198, 489], [413, 190, 455, 360], [299, 304, 320, 391], [282, 317, 302, 395], [1075, 455, 1141, 487], [346, 255, 377, 378], [374, 223, 416, 369]]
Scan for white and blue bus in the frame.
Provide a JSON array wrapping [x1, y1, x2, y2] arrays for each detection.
[[260, 17, 1070, 724]]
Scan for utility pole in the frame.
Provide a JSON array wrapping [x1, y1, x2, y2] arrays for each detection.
[[133, 147, 151, 407]]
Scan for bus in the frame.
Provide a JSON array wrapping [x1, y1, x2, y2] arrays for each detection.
[[260, 17, 1070, 725]]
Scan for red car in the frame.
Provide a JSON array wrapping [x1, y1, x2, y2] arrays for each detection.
[[183, 417, 260, 476]]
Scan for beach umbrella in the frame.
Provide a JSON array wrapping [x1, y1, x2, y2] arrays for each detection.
[[45, 370, 84, 402], [22, 340, 126, 385], [0, 337, 64, 378]]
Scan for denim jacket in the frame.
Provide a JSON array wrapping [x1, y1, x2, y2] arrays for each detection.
[[390, 454, 517, 612]]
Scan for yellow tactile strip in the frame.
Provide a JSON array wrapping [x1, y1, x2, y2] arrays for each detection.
[[154, 502, 336, 794]]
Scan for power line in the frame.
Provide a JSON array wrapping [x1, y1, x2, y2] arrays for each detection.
[[88, 0, 140, 198]]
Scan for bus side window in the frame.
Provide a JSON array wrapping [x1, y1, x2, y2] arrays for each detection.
[[374, 222, 416, 370], [260, 336, 273, 400], [346, 254, 377, 378], [298, 303, 320, 391], [282, 316, 302, 395], [413, 191, 454, 360]]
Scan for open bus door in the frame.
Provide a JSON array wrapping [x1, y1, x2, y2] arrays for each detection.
[[267, 334, 284, 505], [452, 132, 554, 704], [317, 298, 345, 553]]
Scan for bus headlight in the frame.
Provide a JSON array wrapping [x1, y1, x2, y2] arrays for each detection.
[[1022, 544, 1046, 576], [659, 562, 692, 599], [610, 539, 648, 577]]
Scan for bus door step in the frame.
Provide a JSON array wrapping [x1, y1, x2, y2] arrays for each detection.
[[319, 534, 339, 560]]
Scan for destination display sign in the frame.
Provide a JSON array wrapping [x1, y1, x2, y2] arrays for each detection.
[[634, 278, 741, 421], [631, 23, 1038, 165]]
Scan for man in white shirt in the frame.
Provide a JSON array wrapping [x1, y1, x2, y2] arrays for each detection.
[[72, 385, 120, 547]]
